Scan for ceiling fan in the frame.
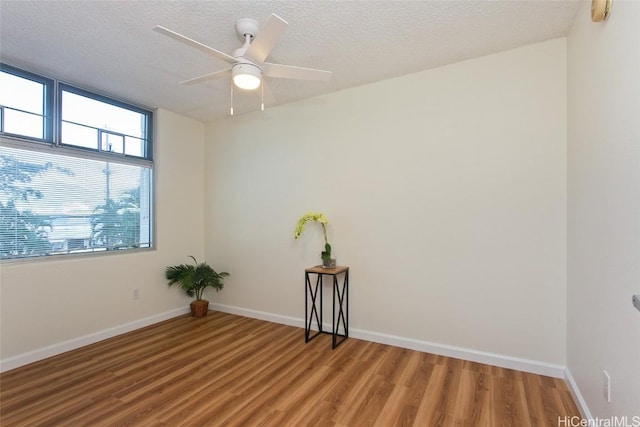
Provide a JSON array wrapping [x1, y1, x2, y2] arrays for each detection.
[[153, 14, 332, 113]]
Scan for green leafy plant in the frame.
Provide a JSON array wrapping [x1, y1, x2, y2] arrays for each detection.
[[0, 155, 71, 258], [294, 211, 332, 262], [90, 192, 140, 250], [165, 256, 229, 301]]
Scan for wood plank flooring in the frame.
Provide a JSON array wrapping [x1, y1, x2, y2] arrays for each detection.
[[0, 311, 579, 426]]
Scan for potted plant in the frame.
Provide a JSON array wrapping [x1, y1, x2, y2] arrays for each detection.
[[294, 211, 336, 268], [165, 256, 229, 317]]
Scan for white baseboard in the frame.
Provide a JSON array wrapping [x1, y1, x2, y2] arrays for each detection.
[[212, 302, 566, 378], [564, 368, 593, 419], [212, 302, 305, 328], [352, 328, 567, 378], [0, 306, 189, 373]]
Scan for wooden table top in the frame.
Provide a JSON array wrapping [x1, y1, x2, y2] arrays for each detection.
[[305, 266, 349, 275]]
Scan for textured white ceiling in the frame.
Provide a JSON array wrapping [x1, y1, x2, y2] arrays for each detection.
[[0, 0, 581, 123]]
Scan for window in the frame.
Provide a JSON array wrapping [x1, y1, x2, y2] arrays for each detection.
[[0, 64, 153, 260], [0, 64, 53, 141], [59, 85, 151, 158]]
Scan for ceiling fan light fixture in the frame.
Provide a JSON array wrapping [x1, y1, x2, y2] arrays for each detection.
[[232, 63, 261, 90]]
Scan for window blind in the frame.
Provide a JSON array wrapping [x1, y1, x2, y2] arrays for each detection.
[[0, 144, 152, 259]]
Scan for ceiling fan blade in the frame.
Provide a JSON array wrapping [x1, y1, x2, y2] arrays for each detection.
[[180, 69, 231, 85], [244, 14, 288, 64], [262, 63, 332, 81], [153, 25, 237, 64]]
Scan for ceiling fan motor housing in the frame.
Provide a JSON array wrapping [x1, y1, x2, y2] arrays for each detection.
[[236, 18, 260, 41]]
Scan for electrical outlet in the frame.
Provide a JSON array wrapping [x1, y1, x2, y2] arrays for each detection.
[[132, 288, 140, 300], [603, 370, 611, 403]]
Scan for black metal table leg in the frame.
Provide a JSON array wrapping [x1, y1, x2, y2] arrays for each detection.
[[332, 270, 348, 348], [305, 271, 323, 343]]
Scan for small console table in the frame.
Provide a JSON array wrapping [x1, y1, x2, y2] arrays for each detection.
[[304, 265, 349, 349]]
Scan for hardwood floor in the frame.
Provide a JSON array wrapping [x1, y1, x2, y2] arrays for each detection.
[[0, 311, 579, 426]]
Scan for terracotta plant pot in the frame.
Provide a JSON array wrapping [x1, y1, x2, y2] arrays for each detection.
[[190, 300, 210, 317]]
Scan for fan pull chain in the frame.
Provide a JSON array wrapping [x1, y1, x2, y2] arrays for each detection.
[[261, 82, 264, 111], [230, 83, 234, 116]]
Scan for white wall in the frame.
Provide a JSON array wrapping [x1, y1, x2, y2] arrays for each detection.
[[567, 0, 640, 418], [0, 108, 206, 363], [205, 38, 567, 365]]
